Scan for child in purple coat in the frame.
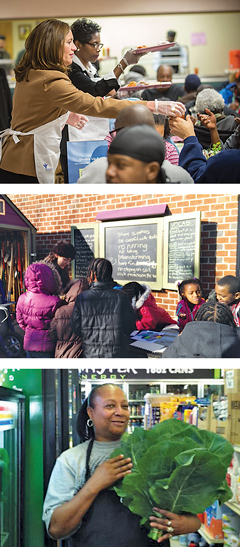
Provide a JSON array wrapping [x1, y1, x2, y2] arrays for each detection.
[[16, 261, 63, 358]]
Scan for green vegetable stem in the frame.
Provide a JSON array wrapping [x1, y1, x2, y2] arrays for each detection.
[[148, 510, 164, 541]]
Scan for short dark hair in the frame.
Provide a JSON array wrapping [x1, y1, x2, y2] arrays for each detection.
[[217, 275, 240, 295], [130, 65, 146, 77], [76, 384, 119, 442], [153, 113, 171, 139], [195, 301, 236, 328], [121, 282, 145, 302], [87, 257, 113, 283], [71, 18, 101, 44], [54, 239, 76, 259], [177, 278, 205, 298]]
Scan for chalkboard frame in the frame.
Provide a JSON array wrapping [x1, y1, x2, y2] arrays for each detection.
[[99, 218, 163, 289], [71, 223, 99, 279], [163, 212, 201, 290]]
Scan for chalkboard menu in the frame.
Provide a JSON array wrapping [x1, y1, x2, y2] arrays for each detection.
[[163, 212, 201, 290], [100, 218, 163, 289], [71, 224, 99, 278]]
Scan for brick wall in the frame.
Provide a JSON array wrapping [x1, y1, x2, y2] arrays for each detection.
[[8, 193, 238, 317]]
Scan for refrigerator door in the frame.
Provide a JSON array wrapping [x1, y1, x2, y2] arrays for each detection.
[[0, 388, 25, 547]]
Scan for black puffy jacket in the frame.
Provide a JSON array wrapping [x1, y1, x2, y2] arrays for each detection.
[[70, 282, 137, 358]]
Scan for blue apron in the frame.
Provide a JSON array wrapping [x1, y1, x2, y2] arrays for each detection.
[[68, 438, 170, 547]]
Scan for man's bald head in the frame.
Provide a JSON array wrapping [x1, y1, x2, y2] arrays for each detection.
[[115, 104, 155, 130], [157, 65, 173, 82]]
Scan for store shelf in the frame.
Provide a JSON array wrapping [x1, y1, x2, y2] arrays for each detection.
[[224, 501, 240, 516], [128, 399, 145, 402], [129, 415, 144, 418], [199, 525, 223, 544], [233, 444, 240, 453]]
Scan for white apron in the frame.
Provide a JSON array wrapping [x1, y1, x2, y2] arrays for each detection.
[[0, 112, 69, 184], [68, 116, 109, 142]]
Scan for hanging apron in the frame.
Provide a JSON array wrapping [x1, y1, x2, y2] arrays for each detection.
[[67, 438, 170, 547], [0, 112, 69, 184], [68, 117, 109, 142]]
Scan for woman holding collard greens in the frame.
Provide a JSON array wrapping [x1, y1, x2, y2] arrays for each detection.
[[43, 384, 202, 546]]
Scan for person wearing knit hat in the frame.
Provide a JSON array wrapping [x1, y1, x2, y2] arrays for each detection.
[[184, 74, 201, 93], [180, 74, 202, 106], [106, 124, 166, 183], [44, 239, 76, 288]]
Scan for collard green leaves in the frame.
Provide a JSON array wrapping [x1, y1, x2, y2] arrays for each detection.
[[111, 419, 233, 533]]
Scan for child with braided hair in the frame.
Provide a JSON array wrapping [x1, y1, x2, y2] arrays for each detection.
[[163, 301, 240, 358], [70, 258, 136, 358], [176, 278, 205, 332]]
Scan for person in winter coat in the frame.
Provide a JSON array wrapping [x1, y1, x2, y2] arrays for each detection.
[[16, 261, 63, 358], [162, 301, 240, 358], [43, 239, 76, 289], [70, 258, 137, 358], [176, 278, 205, 333], [49, 278, 88, 358], [121, 282, 177, 331]]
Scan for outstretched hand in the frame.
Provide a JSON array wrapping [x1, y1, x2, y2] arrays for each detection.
[[197, 108, 217, 130], [67, 112, 89, 129], [169, 114, 195, 139]]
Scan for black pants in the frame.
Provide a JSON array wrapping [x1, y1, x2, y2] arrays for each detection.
[[0, 168, 38, 183]]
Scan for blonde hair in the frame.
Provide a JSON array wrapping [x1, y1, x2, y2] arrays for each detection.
[[15, 19, 70, 82]]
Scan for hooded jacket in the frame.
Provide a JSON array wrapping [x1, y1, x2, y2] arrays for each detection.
[[132, 284, 177, 331], [70, 281, 137, 358], [49, 278, 88, 358], [16, 261, 63, 353], [162, 321, 240, 358]]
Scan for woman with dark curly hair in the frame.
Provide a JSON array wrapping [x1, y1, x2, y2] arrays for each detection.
[[163, 300, 240, 358], [60, 17, 148, 181]]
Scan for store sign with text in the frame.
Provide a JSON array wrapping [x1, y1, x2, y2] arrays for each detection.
[[79, 369, 221, 381]]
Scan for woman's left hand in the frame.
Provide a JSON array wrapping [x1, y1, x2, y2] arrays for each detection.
[[149, 508, 201, 543], [67, 112, 89, 129], [123, 48, 147, 66]]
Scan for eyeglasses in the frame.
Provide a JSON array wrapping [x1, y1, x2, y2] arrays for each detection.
[[86, 42, 104, 50]]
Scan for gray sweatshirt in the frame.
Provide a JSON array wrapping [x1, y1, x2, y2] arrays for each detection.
[[77, 156, 194, 184]]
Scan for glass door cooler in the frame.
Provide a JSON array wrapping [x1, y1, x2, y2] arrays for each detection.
[[0, 386, 25, 547]]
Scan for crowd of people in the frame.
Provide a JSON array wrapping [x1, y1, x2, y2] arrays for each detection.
[[0, 17, 239, 183], [15, 239, 240, 358]]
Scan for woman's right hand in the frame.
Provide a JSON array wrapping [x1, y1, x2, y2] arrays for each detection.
[[147, 101, 186, 118], [91, 455, 132, 491]]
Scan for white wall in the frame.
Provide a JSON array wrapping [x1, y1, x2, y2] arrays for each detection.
[[2, 0, 240, 19], [10, 12, 240, 76]]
